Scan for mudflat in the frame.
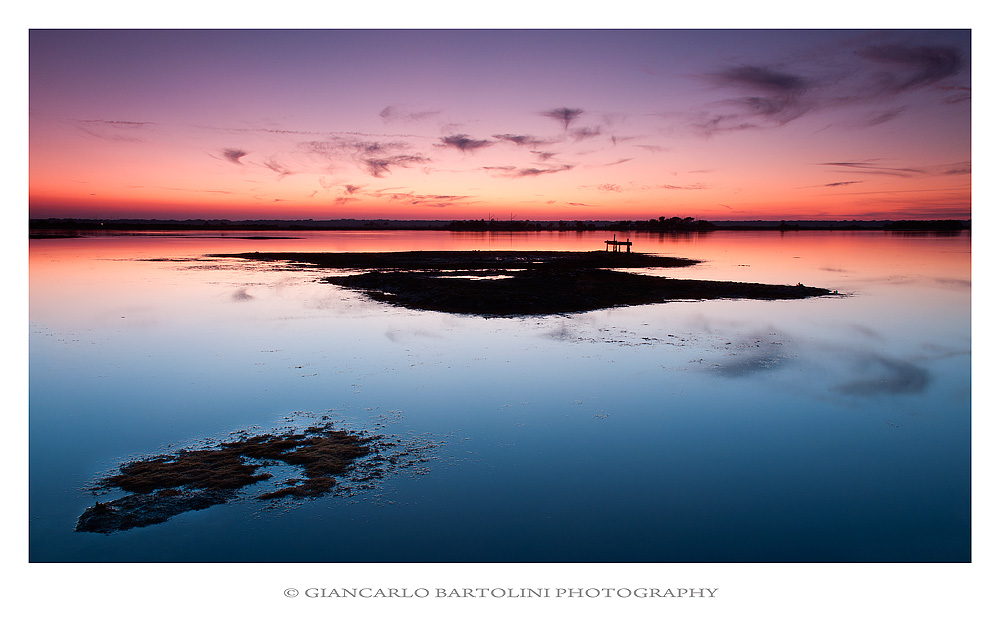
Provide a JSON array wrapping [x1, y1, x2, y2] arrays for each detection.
[[216, 250, 835, 316], [77, 423, 390, 534]]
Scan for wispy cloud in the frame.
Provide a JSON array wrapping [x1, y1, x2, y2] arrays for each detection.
[[437, 134, 494, 153], [492, 133, 553, 148], [864, 106, 908, 127], [822, 181, 865, 187], [604, 158, 633, 166], [222, 148, 248, 164], [818, 160, 924, 177], [75, 119, 154, 143], [659, 183, 707, 190], [81, 119, 154, 127], [299, 137, 430, 177], [855, 44, 962, 94], [940, 85, 971, 104], [941, 162, 971, 175], [586, 181, 708, 193], [379, 105, 440, 124], [713, 65, 809, 93], [482, 164, 576, 178], [571, 126, 602, 141], [692, 39, 967, 136], [541, 107, 584, 131], [369, 189, 475, 208], [608, 134, 638, 147], [158, 186, 235, 194], [262, 157, 293, 178], [316, 177, 340, 190], [363, 154, 430, 177], [694, 64, 812, 134]]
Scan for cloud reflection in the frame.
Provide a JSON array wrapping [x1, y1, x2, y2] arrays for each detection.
[[712, 352, 788, 377], [709, 335, 789, 377], [231, 288, 254, 302], [835, 354, 930, 395]]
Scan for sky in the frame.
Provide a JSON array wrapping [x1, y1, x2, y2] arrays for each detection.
[[28, 28, 972, 221]]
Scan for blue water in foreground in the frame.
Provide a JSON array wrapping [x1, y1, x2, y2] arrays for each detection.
[[28, 230, 971, 562]]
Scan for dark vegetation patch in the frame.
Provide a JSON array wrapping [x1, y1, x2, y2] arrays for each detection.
[[214, 250, 835, 316], [212, 250, 700, 271], [76, 420, 431, 534], [76, 489, 238, 534]]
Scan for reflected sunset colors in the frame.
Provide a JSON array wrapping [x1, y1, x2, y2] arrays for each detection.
[[29, 230, 970, 562]]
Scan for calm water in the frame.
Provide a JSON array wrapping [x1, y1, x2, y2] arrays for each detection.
[[28, 230, 971, 562]]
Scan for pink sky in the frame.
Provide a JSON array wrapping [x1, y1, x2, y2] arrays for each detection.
[[29, 29, 971, 221]]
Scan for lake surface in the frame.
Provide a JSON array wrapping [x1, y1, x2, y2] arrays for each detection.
[[28, 229, 971, 562]]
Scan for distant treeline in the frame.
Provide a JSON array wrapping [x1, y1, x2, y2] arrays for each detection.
[[440, 218, 971, 232], [29, 217, 971, 234], [445, 216, 717, 231], [881, 220, 971, 231], [445, 219, 598, 231], [28, 218, 449, 232]]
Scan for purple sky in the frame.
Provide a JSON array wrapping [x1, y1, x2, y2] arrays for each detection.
[[29, 28, 971, 220]]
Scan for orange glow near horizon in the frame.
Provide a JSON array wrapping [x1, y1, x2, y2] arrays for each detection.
[[29, 30, 971, 222]]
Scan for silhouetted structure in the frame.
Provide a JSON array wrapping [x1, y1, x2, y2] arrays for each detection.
[[605, 234, 632, 252]]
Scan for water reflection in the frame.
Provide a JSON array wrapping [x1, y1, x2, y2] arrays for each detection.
[[835, 354, 931, 396], [709, 334, 790, 377], [29, 230, 971, 562]]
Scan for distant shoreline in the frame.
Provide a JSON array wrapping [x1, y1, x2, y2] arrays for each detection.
[[28, 217, 971, 236]]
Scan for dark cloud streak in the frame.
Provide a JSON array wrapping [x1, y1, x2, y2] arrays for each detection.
[[492, 133, 553, 148], [76, 119, 153, 143], [262, 157, 292, 177], [299, 137, 430, 178], [696, 64, 813, 133], [713, 65, 808, 93], [570, 126, 602, 141], [541, 107, 584, 131], [363, 154, 430, 177], [438, 134, 493, 153], [692, 39, 967, 136], [222, 148, 248, 164], [370, 189, 475, 208], [856, 44, 962, 93], [864, 106, 907, 127], [819, 161, 924, 177], [482, 164, 575, 178], [379, 105, 440, 123]]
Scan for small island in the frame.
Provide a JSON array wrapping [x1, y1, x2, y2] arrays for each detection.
[[216, 250, 836, 316], [76, 421, 427, 534]]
